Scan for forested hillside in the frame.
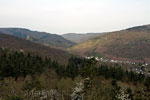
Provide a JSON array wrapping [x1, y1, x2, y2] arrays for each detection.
[[68, 25, 150, 62], [0, 28, 75, 49], [0, 48, 149, 100], [0, 33, 71, 64]]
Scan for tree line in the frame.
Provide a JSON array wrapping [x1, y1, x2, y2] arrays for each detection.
[[0, 48, 150, 89]]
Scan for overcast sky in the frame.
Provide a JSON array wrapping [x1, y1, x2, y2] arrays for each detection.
[[0, 0, 150, 34]]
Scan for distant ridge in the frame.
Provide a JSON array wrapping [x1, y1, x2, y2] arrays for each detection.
[[0, 28, 76, 49], [62, 33, 106, 43]]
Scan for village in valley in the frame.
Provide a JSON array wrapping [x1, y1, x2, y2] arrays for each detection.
[[85, 56, 150, 77]]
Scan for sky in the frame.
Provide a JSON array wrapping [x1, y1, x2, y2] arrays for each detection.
[[0, 0, 150, 34]]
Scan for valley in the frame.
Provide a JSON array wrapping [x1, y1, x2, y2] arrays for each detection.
[[62, 33, 106, 43], [1, 0, 150, 99], [0, 25, 150, 100]]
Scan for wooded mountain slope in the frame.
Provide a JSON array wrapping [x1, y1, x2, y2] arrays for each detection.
[[0, 33, 71, 64], [68, 25, 150, 61], [0, 28, 75, 49]]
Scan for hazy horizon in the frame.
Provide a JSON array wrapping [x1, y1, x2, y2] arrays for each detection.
[[0, 0, 150, 34]]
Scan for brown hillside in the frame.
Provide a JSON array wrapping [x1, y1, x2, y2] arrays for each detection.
[[0, 33, 71, 64], [68, 25, 150, 61]]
